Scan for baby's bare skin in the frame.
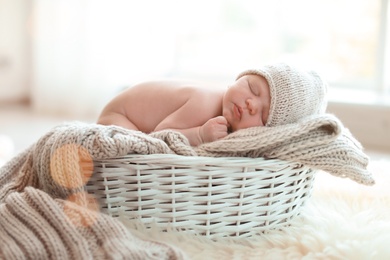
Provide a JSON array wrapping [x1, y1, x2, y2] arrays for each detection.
[[98, 75, 270, 146]]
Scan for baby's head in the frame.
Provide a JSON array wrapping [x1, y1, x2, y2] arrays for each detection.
[[236, 63, 328, 127]]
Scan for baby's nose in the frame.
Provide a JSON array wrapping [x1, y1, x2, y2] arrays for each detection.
[[246, 99, 257, 115]]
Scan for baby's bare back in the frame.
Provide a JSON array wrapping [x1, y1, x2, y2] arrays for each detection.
[[98, 80, 225, 133]]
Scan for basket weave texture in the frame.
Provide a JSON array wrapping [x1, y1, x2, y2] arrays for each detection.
[[87, 154, 315, 239]]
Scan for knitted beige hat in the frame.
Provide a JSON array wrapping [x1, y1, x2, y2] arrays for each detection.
[[237, 63, 328, 126]]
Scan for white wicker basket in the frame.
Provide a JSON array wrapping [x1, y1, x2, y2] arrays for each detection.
[[86, 154, 316, 239]]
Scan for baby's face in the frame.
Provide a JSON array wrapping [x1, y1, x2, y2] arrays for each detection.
[[222, 74, 271, 132]]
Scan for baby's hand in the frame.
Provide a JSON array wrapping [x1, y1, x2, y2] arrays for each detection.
[[199, 116, 229, 143]]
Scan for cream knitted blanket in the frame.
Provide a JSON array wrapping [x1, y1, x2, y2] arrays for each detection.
[[0, 114, 373, 259], [195, 114, 374, 186], [0, 123, 190, 260], [0, 187, 186, 260]]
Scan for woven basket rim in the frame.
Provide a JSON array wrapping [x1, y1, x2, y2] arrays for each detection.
[[94, 153, 300, 165]]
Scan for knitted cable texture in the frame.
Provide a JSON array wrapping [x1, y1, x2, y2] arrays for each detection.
[[0, 187, 186, 260], [195, 114, 374, 186], [0, 122, 194, 202]]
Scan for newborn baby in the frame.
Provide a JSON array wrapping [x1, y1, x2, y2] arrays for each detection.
[[97, 63, 328, 146]]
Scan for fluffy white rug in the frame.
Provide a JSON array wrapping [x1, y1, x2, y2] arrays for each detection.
[[130, 156, 390, 259]]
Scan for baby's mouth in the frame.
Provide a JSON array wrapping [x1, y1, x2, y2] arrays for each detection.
[[233, 104, 242, 120]]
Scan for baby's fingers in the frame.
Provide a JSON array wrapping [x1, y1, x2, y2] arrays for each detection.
[[214, 116, 229, 126]]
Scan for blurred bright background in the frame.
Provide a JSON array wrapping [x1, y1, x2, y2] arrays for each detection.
[[0, 0, 389, 155]]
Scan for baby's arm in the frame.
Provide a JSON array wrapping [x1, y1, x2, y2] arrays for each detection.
[[156, 116, 229, 146], [154, 90, 229, 146]]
